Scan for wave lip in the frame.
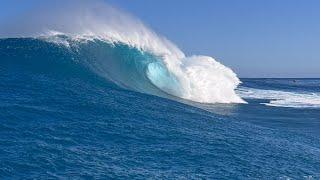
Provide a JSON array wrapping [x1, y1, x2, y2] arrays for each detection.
[[0, 0, 245, 104]]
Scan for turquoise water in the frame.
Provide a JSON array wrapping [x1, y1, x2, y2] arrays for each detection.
[[0, 38, 319, 179]]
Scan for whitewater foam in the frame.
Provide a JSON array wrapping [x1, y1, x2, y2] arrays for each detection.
[[0, 0, 245, 104], [238, 87, 320, 108]]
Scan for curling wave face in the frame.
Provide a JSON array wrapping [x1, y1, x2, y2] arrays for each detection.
[[0, 0, 244, 104]]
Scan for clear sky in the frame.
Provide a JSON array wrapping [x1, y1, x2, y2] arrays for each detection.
[[1, 0, 319, 78]]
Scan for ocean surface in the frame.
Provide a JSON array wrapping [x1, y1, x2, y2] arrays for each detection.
[[0, 37, 320, 179]]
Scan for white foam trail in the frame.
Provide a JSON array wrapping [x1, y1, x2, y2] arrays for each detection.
[[238, 87, 320, 108], [0, 0, 245, 104]]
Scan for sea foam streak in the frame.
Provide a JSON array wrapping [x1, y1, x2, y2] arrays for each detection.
[[238, 87, 320, 108], [0, 0, 245, 104]]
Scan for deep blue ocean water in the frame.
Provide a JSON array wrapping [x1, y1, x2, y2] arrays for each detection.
[[0, 38, 320, 179]]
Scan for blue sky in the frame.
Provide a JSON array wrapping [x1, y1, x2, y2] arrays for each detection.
[[1, 0, 319, 77]]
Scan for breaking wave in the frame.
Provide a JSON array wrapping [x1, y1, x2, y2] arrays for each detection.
[[0, 0, 244, 104]]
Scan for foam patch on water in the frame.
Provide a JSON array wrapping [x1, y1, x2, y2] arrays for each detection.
[[238, 87, 320, 108]]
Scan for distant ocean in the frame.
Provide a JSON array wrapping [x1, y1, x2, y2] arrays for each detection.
[[1, 1, 319, 178]]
